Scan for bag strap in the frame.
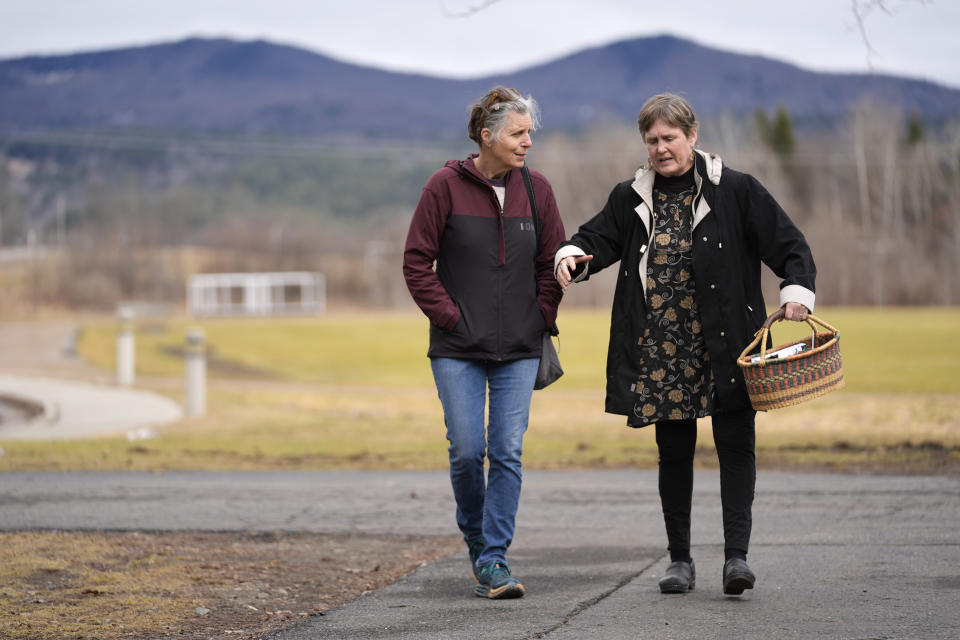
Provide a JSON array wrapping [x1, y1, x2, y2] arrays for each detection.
[[521, 165, 559, 337], [521, 164, 542, 240]]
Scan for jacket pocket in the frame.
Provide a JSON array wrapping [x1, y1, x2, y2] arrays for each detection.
[[429, 303, 474, 354]]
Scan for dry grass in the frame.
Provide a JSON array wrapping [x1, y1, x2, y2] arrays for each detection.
[[2, 384, 957, 473], [0, 530, 460, 640]]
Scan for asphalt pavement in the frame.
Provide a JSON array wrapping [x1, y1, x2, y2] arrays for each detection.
[[2, 469, 958, 639]]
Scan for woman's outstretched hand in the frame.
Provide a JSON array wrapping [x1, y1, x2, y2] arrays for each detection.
[[556, 255, 594, 291], [783, 301, 810, 322]]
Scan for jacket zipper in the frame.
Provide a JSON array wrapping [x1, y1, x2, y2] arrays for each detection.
[[496, 193, 504, 361], [497, 265, 504, 361], [463, 160, 509, 360]]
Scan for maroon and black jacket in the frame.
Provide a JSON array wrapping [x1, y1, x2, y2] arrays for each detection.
[[403, 155, 565, 361]]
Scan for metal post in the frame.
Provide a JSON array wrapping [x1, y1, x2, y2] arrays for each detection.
[[116, 307, 135, 387], [185, 327, 206, 417]]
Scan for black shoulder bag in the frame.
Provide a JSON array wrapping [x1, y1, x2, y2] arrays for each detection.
[[521, 165, 563, 390]]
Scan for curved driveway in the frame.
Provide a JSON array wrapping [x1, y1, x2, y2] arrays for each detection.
[[0, 374, 182, 439], [0, 321, 183, 439]]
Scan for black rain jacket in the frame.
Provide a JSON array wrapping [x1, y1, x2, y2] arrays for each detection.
[[558, 151, 816, 421]]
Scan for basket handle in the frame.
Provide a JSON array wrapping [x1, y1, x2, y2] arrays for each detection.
[[740, 309, 838, 362], [760, 307, 787, 330]]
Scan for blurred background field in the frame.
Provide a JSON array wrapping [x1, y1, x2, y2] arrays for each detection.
[[2, 307, 956, 473]]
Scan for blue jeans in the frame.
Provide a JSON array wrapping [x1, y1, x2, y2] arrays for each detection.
[[431, 357, 539, 567]]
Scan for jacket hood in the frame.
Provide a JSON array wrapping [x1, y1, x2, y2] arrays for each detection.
[[446, 154, 487, 182], [445, 157, 467, 172], [696, 149, 723, 184]]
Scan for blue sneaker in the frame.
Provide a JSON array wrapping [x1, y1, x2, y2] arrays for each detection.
[[474, 562, 525, 599], [466, 537, 485, 582]]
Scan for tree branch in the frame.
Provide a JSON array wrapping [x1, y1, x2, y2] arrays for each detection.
[[438, 0, 504, 19], [850, 0, 931, 71]]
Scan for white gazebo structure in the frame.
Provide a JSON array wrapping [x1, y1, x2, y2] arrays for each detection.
[[187, 272, 326, 317]]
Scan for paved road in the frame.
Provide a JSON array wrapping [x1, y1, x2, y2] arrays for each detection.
[[0, 374, 183, 439], [3, 469, 958, 639], [0, 321, 183, 439]]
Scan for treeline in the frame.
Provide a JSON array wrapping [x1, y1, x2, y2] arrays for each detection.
[[0, 133, 452, 241], [0, 103, 958, 312], [0, 135, 453, 311]]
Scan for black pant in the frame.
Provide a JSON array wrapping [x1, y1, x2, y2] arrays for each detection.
[[655, 407, 756, 560]]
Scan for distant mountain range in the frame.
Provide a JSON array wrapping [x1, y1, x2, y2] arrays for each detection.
[[1, 35, 958, 140]]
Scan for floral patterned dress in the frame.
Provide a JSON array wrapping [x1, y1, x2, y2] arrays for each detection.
[[630, 169, 713, 427]]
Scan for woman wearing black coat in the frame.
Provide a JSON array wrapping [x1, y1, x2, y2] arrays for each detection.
[[555, 93, 816, 596]]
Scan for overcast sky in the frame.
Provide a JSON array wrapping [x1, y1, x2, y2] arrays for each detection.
[[1, 0, 957, 88]]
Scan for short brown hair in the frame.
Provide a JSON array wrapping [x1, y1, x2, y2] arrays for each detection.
[[637, 93, 698, 137]]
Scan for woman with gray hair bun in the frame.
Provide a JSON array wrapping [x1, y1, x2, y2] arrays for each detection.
[[555, 93, 816, 597], [403, 86, 565, 599]]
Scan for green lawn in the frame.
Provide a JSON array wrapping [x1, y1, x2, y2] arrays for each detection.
[[1, 307, 958, 472], [75, 307, 960, 394]]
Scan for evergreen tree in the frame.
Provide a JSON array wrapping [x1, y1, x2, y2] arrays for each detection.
[[753, 106, 795, 158], [769, 107, 796, 157], [905, 111, 925, 146]]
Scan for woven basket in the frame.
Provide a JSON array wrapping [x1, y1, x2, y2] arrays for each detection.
[[736, 309, 844, 411]]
